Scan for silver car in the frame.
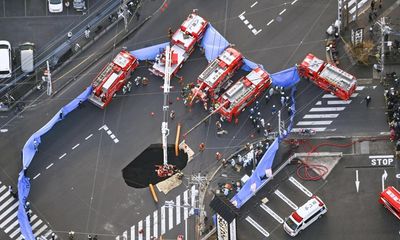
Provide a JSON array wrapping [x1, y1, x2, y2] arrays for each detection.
[[73, 0, 86, 11]]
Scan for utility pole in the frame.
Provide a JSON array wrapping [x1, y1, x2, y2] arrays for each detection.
[[119, 0, 130, 31], [46, 61, 52, 96], [377, 17, 391, 81], [337, 0, 343, 34]]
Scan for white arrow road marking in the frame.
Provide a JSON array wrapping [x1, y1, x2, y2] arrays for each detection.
[[260, 204, 283, 224], [289, 176, 313, 197], [355, 170, 360, 193], [382, 170, 388, 192], [274, 189, 298, 210], [245, 216, 270, 237]]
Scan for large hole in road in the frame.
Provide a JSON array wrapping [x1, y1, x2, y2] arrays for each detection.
[[122, 144, 188, 188]]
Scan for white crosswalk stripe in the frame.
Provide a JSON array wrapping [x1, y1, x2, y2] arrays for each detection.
[[274, 189, 298, 210], [322, 92, 359, 98], [291, 127, 326, 132], [297, 120, 332, 126], [310, 107, 345, 112], [289, 176, 313, 197], [327, 100, 352, 105], [303, 114, 339, 119], [117, 186, 198, 240], [0, 182, 57, 239], [245, 216, 270, 237]]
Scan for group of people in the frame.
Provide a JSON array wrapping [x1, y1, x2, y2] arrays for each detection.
[[368, 0, 383, 22], [385, 85, 400, 145]]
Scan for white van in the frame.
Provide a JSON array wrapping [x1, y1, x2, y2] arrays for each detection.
[[20, 43, 35, 73], [283, 196, 327, 237], [0, 40, 12, 79]]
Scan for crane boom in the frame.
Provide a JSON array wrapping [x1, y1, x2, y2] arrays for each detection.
[[162, 45, 172, 166]]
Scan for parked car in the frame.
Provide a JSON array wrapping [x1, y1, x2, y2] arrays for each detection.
[[73, 0, 86, 11], [19, 42, 35, 74], [48, 0, 63, 13], [0, 40, 12, 79]]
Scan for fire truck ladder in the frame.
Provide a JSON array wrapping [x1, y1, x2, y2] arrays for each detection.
[[93, 64, 114, 87], [200, 60, 219, 81]]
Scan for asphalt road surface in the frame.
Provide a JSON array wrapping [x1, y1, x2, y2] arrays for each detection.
[[0, 0, 398, 239]]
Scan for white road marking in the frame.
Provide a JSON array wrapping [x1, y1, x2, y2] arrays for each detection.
[[260, 203, 283, 224], [274, 189, 298, 210], [356, 86, 365, 91], [303, 114, 339, 119], [315, 101, 322, 105], [107, 130, 112, 135], [289, 176, 313, 197], [250, 1, 258, 8], [33, 173, 41, 180], [122, 231, 127, 240], [0, 185, 5, 194], [31, 218, 42, 230], [191, 185, 197, 210], [243, 19, 249, 25], [130, 225, 136, 240], [254, 29, 262, 35], [110, 134, 116, 139], [239, 11, 246, 18], [46, 163, 54, 169], [0, 201, 18, 222], [138, 220, 143, 240], [297, 120, 332, 126], [0, 128, 8, 133], [176, 195, 181, 225], [252, 28, 258, 34], [161, 206, 166, 234], [85, 134, 93, 140], [323, 93, 359, 98], [183, 190, 189, 219], [279, 9, 287, 15], [369, 155, 394, 159], [0, 191, 10, 204], [59, 153, 67, 159], [1, 210, 17, 228], [145, 215, 150, 240], [10, 225, 21, 238], [248, 24, 253, 29], [310, 107, 345, 112], [327, 100, 352, 105], [267, 19, 274, 26], [291, 127, 327, 132], [168, 203, 173, 230], [98, 125, 106, 131], [291, 0, 298, 4], [245, 216, 270, 237], [153, 210, 158, 237], [5, 217, 20, 233], [72, 143, 80, 150], [114, 139, 120, 143], [35, 225, 48, 238], [373, 85, 377, 89]]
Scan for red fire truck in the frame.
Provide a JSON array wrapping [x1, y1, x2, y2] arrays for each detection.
[[298, 53, 357, 100], [379, 186, 400, 220], [88, 50, 138, 108], [217, 67, 271, 122], [191, 47, 243, 104], [150, 11, 208, 77]]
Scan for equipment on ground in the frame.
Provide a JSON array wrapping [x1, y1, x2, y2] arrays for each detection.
[[217, 67, 271, 122], [298, 128, 317, 136], [190, 47, 243, 104], [88, 50, 138, 108], [149, 11, 208, 78], [298, 53, 357, 100]]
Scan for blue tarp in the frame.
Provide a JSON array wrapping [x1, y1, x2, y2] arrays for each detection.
[[271, 67, 300, 88], [130, 42, 169, 61], [231, 138, 279, 208], [242, 58, 264, 72], [18, 86, 92, 240], [200, 24, 230, 62]]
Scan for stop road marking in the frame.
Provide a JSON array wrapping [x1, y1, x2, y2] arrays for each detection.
[[369, 155, 394, 166]]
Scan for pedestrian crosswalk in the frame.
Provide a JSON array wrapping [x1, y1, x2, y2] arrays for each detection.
[[292, 87, 365, 133], [116, 185, 198, 240], [343, 0, 369, 21], [0, 181, 57, 240], [242, 174, 318, 238]]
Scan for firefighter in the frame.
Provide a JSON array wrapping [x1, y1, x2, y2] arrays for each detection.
[[142, 77, 149, 86], [271, 105, 276, 115], [265, 95, 270, 104], [199, 142, 205, 151], [168, 27, 174, 38], [215, 152, 222, 160], [288, 106, 292, 116], [269, 87, 274, 96], [170, 110, 176, 120], [280, 95, 285, 106], [215, 120, 222, 131], [266, 123, 272, 133]]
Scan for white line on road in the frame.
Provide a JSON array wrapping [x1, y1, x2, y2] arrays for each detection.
[[46, 163, 54, 170], [176, 195, 181, 225], [254, 29, 262, 35], [183, 190, 189, 220], [310, 107, 345, 112], [297, 120, 332, 126], [260, 204, 283, 224], [245, 216, 270, 237], [356, 86, 365, 91], [291, 0, 298, 4], [72, 143, 80, 150], [114, 139, 120, 143], [327, 100, 352, 105], [138, 220, 143, 240], [303, 114, 339, 119], [239, 11, 246, 18], [161, 206, 166, 234], [291, 127, 327, 132], [107, 130, 112, 135], [59, 153, 67, 159], [130, 225, 136, 240], [0, 198, 13, 212], [248, 24, 253, 29], [33, 173, 41, 180], [251, 1, 258, 8], [85, 134, 93, 140], [267, 19, 274, 26], [0, 202, 18, 222], [110, 134, 116, 139], [168, 204, 173, 230], [315, 101, 322, 105], [289, 176, 313, 197], [0, 128, 8, 133], [322, 93, 359, 98], [153, 210, 158, 238], [279, 9, 287, 15], [369, 155, 394, 159], [243, 19, 249, 25], [145, 215, 150, 240], [274, 189, 298, 210]]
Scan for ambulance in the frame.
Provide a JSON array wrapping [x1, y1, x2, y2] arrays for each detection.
[[283, 196, 327, 236], [379, 186, 400, 220]]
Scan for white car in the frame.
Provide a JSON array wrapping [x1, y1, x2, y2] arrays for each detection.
[[48, 0, 63, 13], [0, 40, 12, 79]]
